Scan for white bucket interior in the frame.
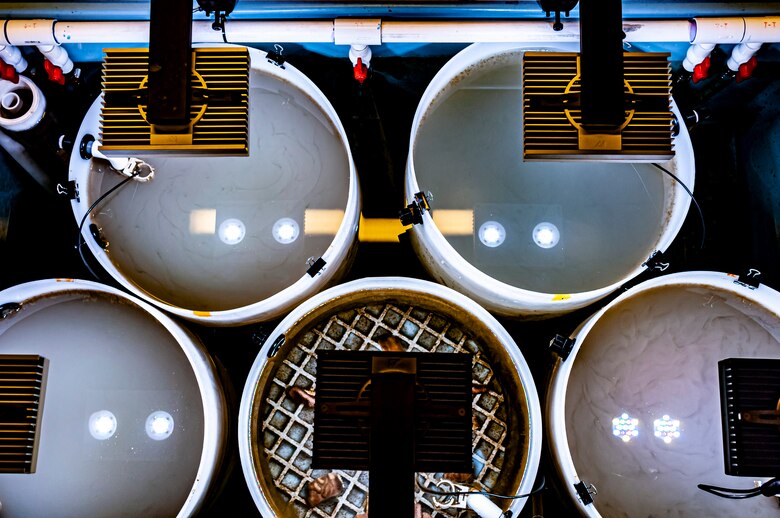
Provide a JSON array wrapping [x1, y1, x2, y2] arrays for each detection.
[[406, 43, 695, 317], [547, 271, 780, 517], [0, 279, 226, 518], [239, 277, 542, 518], [68, 45, 360, 325]]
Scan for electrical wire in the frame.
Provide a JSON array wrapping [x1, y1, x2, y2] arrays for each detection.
[[653, 163, 706, 250], [416, 474, 546, 500], [75, 171, 139, 280], [697, 483, 761, 499], [698, 477, 780, 500]]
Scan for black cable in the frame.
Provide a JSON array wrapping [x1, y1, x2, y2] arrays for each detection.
[[698, 477, 780, 500], [697, 484, 761, 499], [75, 172, 139, 280], [416, 475, 546, 500], [653, 163, 706, 250], [220, 14, 228, 43]]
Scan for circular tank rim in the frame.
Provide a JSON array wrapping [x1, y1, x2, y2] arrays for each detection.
[[68, 44, 361, 326], [237, 276, 543, 517], [405, 42, 696, 318], [545, 270, 780, 517], [0, 278, 228, 518]]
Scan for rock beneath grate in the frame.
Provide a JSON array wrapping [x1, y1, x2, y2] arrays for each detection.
[[306, 473, 344, 507], [472, 384, 488, 394], [378, 335, 407, 352], [287, 386, 316, 408], [415, 503, 433, 518]]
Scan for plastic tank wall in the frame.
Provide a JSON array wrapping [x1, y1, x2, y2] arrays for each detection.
[[1, 1, 780, 517]]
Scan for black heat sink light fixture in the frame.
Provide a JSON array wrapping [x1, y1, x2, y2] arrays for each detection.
[[312, 350, 473, 518]]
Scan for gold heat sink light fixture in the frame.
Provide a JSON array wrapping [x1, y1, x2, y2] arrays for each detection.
[[523, 52, 674, 161], [99, 47, 249, 155]]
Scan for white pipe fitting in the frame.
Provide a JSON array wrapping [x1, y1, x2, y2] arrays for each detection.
[[0, 76, 45, 132], [0, 45, 27, 72], [466, 494, 505, 518], [691, 17, 746, 44], [682, 43, 715, 72], [37, 44, 73, 74], [744, 16, 780, 42], [727, 41, 762, 71], [84, 140, 131, 172], [1, 91, 22, 114], [348, 44, 371, 68], [2, 19, 56, 45]]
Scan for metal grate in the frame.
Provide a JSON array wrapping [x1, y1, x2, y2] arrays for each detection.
[[261, 303, 514, 517], [523, 52, 673, 160], [99, 47, 249, 155], [0, 355, 47, 474]]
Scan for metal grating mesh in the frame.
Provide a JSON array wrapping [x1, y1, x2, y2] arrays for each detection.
[[523, 52, 673, 160], [0, 355, 47, 474], [261, 303, 514, 517], [100, 47, 249, 155]]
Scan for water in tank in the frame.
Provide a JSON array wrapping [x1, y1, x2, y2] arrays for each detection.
[[69, 46, 359, 325], [547, 272, 780, 517], [0, 279, 227, 517], [406, 43, 695, 317]]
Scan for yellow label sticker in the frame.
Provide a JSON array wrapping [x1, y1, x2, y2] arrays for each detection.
[[553, 294, 571, 301], [193, 311, 211, 317]]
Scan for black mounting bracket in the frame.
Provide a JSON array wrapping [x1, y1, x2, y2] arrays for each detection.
[[537, 0, 578, 31], [399, 192, 430, 226], [642, 250, 670, 272], [735, 268, 762, 290], [549, 334, 576, 361]]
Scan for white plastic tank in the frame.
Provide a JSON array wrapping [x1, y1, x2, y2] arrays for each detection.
[[547, 271, 780, 516], [0, 278, 227, 517], [69, 45, 359, 325], [406, 43, 695, 317], [238, 277, 542, 517]]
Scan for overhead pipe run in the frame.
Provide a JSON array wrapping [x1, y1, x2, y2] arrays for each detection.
[[1, 17, 780, 45]]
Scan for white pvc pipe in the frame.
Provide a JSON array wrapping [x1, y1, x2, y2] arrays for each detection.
[[0, 45, 27, 72], [37, 44, 73, 73], [0, 76, 45, 132], [1, 92, 21, 113], [682, 43, 715, 72], [55, 20, 149, 44], [0, 18, 740, 45], [383, 20, 579, 43], [5, 17, 780, 46], [727, 41, 762, 71], [691, 17, 745, 43], [3, 19, 56, 45], [744, 16, 780, 42]]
